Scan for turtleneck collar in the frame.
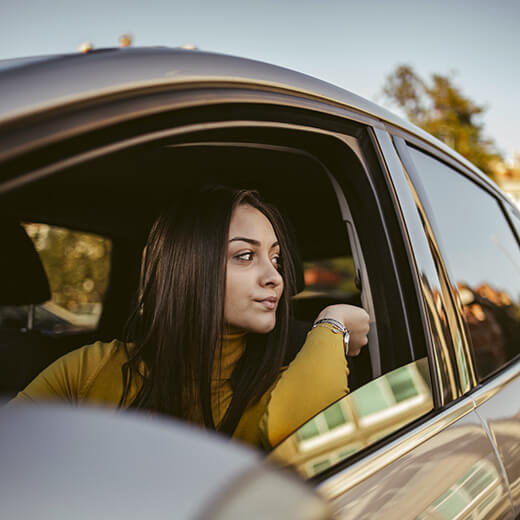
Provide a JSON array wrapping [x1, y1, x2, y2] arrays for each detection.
[[214, 331, 247, 381]]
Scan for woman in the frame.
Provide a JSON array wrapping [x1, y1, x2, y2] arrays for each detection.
[[12, 186, 369, 449]]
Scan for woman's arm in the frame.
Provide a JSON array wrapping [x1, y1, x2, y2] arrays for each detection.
[[8, 341, 125, 405], [261, 305, 369, 448]]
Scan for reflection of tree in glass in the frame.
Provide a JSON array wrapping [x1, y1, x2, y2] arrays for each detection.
[[23, 223, 111, 316], [458, 281, 520, 379]]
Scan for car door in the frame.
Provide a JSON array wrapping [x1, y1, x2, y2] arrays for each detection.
[[271, 127, 518, 519]]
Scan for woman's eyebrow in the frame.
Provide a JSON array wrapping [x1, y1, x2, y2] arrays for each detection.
[[229, 237, 279, 248], [229, 237, 260, 246]]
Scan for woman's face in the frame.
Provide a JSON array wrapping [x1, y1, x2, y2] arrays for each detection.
[[224, 204, 284, 334]]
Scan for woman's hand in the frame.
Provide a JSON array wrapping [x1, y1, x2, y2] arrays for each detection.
[[314, 304, 370, 356]]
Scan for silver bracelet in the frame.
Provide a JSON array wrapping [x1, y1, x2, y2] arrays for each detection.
[[312, 318, 350, 356]]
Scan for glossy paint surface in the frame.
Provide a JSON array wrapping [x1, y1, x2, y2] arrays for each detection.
[[473, 365, 520, 516], [322, 407, 514, 519]]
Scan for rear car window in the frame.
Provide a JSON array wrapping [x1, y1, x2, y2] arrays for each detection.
[[407, 147, 520, 381]]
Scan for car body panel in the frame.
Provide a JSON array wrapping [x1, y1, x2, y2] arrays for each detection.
[[0, 48, 420, 132], [322, 407, 514, 519], [0, 403, 330, 520], [0, 403, 259, 519], [472, 365, 520, 516]]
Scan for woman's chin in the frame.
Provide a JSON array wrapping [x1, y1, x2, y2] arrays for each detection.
[[225, 313, 277, 335], [254, 325, 276, 335], [246, 318, 277, 335]]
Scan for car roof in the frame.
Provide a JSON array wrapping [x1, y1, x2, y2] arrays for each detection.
[[0, 47, 419, 133], [0, 47, 495, 187]]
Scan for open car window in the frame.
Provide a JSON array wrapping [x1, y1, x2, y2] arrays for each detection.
[[0, 106, 430, 475]]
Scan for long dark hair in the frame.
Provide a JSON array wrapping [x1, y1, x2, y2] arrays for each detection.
[[121, 186, 297, 435]]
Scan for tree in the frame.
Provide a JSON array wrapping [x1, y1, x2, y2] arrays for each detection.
[[381, 65, 501, 177]]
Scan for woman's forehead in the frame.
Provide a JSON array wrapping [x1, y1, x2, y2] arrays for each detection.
[[228, 205, 278, 243]]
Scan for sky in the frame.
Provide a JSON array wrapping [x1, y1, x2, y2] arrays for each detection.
[[1, 0, 519, 162]]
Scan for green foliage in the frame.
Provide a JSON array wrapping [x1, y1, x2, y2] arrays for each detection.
[[382, 65, 502, 177]]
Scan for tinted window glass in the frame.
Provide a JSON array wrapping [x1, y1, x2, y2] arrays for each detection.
[[409, 148, 520, 381], [271, 358, 433, 478]]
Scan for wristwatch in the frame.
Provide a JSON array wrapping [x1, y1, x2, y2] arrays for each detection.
[[312, 318, 350, 356]]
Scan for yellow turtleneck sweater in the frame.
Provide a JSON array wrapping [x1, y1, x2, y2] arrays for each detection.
[[10, 327, 349, 449]]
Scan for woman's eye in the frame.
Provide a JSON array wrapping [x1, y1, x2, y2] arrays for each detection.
[[272, 254, 282, 269], [236, 252, 254, 261]]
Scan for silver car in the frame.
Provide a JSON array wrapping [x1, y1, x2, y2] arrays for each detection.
[[0, 47, 518, 519]]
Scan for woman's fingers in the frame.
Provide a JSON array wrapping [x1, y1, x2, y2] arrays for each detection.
[[344, 305, 369, 356]]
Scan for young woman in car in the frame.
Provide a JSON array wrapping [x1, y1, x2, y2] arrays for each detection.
[[12, 186, 369, 449]]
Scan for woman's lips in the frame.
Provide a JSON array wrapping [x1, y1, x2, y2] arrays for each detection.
[[256, 297, 278, 310]]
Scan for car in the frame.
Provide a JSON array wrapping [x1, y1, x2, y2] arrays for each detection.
[[0, 402, 331, 519], [0, 47, 519, 519]]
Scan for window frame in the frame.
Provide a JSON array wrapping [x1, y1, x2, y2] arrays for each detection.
[[1, 87, 437, 478], [1, 90, 426, 373]]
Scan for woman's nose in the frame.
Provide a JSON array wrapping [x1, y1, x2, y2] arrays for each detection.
[[260, 257, 283, 287]]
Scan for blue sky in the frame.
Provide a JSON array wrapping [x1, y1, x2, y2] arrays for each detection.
[[1, 0, 518, 161]]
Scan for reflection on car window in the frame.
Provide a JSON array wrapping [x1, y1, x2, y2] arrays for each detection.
[[408, 148, 520, 381], [270, 358, 433, 478]]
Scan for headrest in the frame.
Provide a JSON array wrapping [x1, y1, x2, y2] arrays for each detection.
[[0, 220, 51, 305]]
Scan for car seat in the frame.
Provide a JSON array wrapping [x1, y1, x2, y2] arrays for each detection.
[[0, 220, 95, 398]]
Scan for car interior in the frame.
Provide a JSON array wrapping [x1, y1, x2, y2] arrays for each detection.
[[0, 123, 411, 417]]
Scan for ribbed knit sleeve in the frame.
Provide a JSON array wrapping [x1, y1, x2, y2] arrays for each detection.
[[9, 340, 134, 407], [260, 326, 349, 449]]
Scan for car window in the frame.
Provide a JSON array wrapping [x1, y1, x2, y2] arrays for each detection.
[[0, 111, 427, 461], [407, 147, 520, 381], [270, 357, 433, 477], [0, 223, 111, 333]]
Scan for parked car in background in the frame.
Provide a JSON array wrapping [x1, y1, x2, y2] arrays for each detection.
[[0, 47, 519, 519]]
